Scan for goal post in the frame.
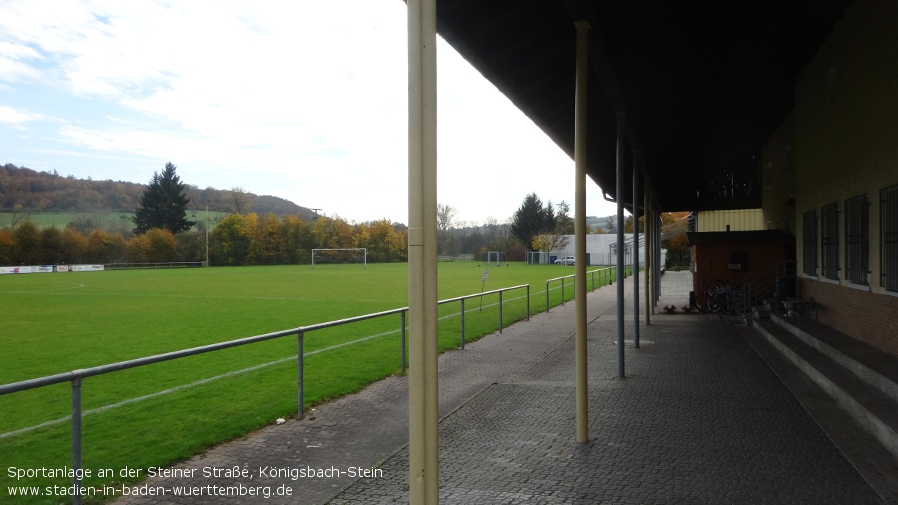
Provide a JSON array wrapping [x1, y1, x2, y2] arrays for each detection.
[[311, 248, 368, 268], [482, 251, 506, 266], [525, 251, 550, 265]]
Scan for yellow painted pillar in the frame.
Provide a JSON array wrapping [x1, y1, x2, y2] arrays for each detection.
[[408, 0, 439, 503]]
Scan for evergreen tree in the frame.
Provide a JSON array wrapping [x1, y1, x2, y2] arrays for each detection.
[[510, 193, 557, 249], [133, 162, 195, 235]]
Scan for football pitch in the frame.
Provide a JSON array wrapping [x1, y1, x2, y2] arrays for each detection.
[[0, 262, 616, 503]]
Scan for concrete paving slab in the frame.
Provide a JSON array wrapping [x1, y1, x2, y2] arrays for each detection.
[[333, 312, 883, 504], [111, 271, 886, 504]]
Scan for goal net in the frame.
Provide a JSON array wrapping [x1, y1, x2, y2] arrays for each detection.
[[482, 251, 506, 266], [311, 248, 368, 268], [525, 251, 550, 265]]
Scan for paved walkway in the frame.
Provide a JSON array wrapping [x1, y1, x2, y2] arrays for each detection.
[[114, 271, 885, 504]]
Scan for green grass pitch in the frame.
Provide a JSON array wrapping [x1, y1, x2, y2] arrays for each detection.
[[0, 262, 617, 503]]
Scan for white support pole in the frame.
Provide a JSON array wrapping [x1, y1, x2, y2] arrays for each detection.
[[407, 1, 439, 504], [573, 19, 590, 444]]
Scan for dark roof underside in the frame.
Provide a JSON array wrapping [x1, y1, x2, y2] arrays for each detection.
[[435, 0, 852, 212]]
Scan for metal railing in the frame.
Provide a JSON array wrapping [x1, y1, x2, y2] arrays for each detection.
[[738, 259, 797, 326], [0, 283, 531, 505], [439, 284, 529, 350], [545, 267, 615, 312], [696, 260, 797, 325]]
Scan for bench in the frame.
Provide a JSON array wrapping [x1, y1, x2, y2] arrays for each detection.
[[785, 296, 817, 323]]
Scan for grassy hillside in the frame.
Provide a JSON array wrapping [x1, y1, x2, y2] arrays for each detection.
[[1, 163, 316, 221]]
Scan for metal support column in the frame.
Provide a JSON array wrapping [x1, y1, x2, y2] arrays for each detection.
[[615, 112, 626, 379], [632, 156, 640, 348], [644, 180, 652, 324], [297, 332, 304, 419], [407, 0, 439, 503], [71, 373, 83, 505], [653, 210, 662, 306], [573, 19, 590, 444]]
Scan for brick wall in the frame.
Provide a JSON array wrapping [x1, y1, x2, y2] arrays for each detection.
[[799, 278, 898, 357]]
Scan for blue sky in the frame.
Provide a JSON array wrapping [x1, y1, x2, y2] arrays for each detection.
[[0, 0, 618, 225]]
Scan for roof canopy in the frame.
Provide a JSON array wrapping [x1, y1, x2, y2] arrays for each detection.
[[435, 0, 851, 212]]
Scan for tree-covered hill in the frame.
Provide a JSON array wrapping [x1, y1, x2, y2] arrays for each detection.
[[0, 163, 316, 219]]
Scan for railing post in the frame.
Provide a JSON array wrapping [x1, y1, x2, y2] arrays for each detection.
[[71, 372, 83, 505], [498, 290, 504, 333], [561, 278, 565, 306], [460, 298, 466, 349], [297, 331, 304, 420], [546, 280, 550, 312], [401, 311, 407, 373], [526, 285, 531, 321]]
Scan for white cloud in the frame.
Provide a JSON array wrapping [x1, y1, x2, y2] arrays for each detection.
[[0, 0, 617, 224], [0, 105, 45, 125]]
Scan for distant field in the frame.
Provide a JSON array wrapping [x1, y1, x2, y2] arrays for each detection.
[[0, 210, 227, 230], [0, 262, 616, 504]]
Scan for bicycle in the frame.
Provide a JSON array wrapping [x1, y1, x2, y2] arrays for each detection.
[[721, 284, 750, 315], [694, 278, 750, 314], [693, 278, 726, 313]]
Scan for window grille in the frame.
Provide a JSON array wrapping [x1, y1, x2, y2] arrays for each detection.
[[782, 145, 793, 175], [883, 184, 898, 291], [821, 203, 839, 280], [844, 194, 869, 284], [802, 209, 817, 276]]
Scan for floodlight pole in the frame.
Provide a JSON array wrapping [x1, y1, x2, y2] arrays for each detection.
[[205, 200, 209, 266]]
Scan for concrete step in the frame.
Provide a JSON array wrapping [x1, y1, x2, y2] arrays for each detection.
[[754, 318, 898, 461], [769, 313, 898, 405], [751, 299, 773, 320]]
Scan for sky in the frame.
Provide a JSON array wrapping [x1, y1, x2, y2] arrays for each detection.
[[0, 0, 619, 225]]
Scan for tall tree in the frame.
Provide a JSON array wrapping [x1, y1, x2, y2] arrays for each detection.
[[12, 220, 40, 263], [604, 215, 617, 234], [554, 201, 574, 234], [436, 203, 458, 231], [510, 193, 557, 249], [437, 203, 459, 256], [227, 187, 252, 215], [133, 162, 195, 234]]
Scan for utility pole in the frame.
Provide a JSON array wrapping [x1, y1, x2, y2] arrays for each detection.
[[205, 200, 210, 266]]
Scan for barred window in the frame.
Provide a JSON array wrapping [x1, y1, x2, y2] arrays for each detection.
[[821, 203, 839, 280], [782, 145, 793, 175], [802, 209, 817, 276], [883, 184, 898, 291], [844, 195, 869, 284]]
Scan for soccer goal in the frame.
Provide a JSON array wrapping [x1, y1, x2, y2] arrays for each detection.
[[525, 251, 550, 265], [482, 251, 506, 266], [311, 248, 368, 268]]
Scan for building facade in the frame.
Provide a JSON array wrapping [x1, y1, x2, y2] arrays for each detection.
[[762, 0, 898, 357]]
